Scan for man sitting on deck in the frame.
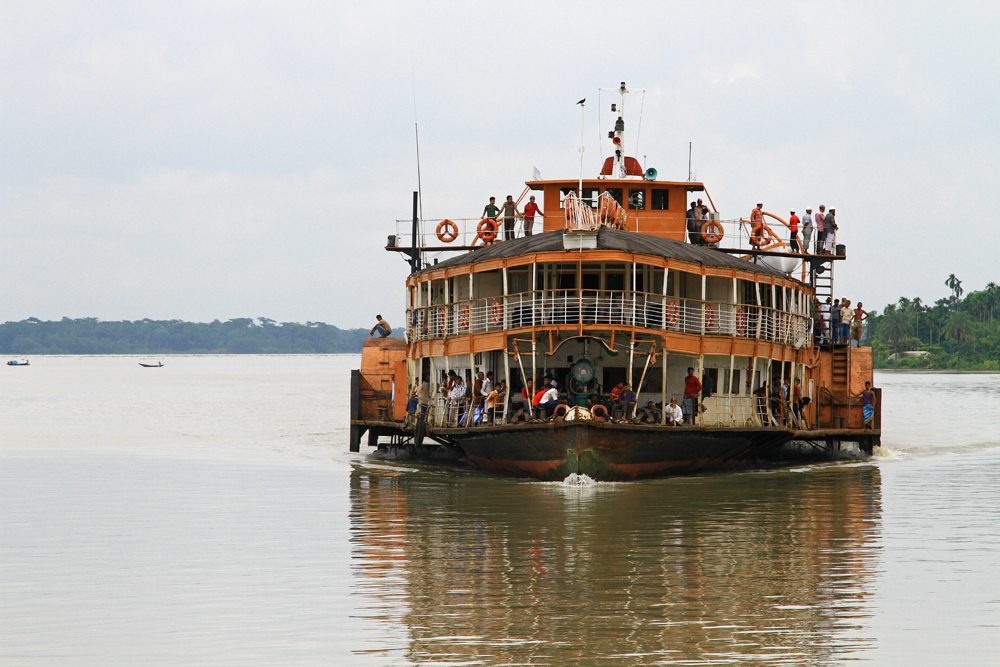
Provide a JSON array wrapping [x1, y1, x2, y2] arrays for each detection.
[[533, 382, 562, 419]]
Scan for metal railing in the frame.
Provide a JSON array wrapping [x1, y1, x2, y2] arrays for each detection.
[[407, 290, 812, 347], [391, 214, 832, 255]]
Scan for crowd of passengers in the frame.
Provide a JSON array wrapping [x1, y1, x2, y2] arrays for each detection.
[[402, 365, 858, 429]]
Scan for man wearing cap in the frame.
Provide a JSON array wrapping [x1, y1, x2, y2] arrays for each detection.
[[788, 209, 800, 252], [750, 201, 765, 246], [801, 208, 814, 254], [824, 208, 837, 254]]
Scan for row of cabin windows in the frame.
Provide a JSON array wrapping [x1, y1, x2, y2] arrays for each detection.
[[559, 187, 668, 211]]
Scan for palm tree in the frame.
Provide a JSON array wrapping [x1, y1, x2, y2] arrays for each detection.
[[879, 307, 914, 357], [945, 274, 964, 301], [942, 311, 976, 352]]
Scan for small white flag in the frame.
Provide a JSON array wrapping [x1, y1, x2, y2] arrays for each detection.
[[532, 166, 542, 181]]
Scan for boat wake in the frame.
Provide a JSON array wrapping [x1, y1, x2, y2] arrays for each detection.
[[562, 473, 597, 487]]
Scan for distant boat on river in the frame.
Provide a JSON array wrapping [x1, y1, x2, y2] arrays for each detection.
[[139, 362, 164, 368], [7, 359, 29, 366]]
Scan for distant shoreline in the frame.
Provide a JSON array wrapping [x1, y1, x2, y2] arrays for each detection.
[[0, 318, 388, 355]]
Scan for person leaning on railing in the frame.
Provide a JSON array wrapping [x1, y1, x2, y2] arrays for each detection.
[[522, 196, 543, 236]]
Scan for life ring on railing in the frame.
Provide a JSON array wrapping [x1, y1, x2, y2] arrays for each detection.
[[704, 304, 717, 331], [489, 301, 503, 326], [553, 404, 569, 419], [458, 304, 470, 331], [438, 307, 447, 333], [736, 307, 748, 335], [748, 222, 780, 248], [476, 218, 498, 243], [436, 219, 459, 243], [591, 404, 608, 420], [700, 220, 724, 244], [666, 300, 680, 327]]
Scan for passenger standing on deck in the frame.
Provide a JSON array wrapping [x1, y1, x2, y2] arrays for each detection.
[[522, 196, 543, 236], [815, 205, 826, 253], [683, 367, 703, 425], [824, 208, 837, 254], [851, 302, 869, 345], [750, 202, 765, 246], [820, 298, 832, 343], [840, 299, 853, 343], [481, 371, 494, 397], [788, 209, 800, 252], [687, 202, 702, 245], [831, 299, 841, 344], [500, 195, 520, 241], [473, 372, 485, 409], [801, 208, 814, 254], [862, 381, 876, 428], [482, 196, 499, 220], [370, 315, 392, 338]]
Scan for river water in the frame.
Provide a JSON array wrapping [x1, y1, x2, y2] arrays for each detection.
[[3, 356, 999, 665]]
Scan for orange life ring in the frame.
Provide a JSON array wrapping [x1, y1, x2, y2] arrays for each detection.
[[701, 220, 724, 244], [591, 404, 608, 419], [749, 223, 766, 247], [476, 219, 497, 243], [458, 304, 470, 331], [438, 307, 447, 333], [736, 307, 748, 335], [489, 301, 503, 326], [436, 219, 459, 243], [704, 304, 717, 331], [666, 300, 680, 327]]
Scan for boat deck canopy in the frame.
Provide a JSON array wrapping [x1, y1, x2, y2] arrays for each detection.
[[419, 228, 795, 280]]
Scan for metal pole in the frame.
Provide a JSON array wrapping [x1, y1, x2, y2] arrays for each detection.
[[411, 191, 420, 271], [579, 100, 586, 197]]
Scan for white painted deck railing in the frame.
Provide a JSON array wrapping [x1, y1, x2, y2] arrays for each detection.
[[407, 290, 812, 347]]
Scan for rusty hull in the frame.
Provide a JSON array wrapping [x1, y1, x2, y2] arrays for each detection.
[[440, 421, 795, 481]]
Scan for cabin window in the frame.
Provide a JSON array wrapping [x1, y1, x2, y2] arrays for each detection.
[[606, 273, 625, 291], [581, 272, 600, 291], [558, 273, 576, 289], [651, 269, 664, 295], [650, 189, 669, 210], [633, 272, 644, 292], [628, 188, 646, 210], [509, 272, 528, 293], [605, 188, 623, 205], [583, 188, 600, 208]]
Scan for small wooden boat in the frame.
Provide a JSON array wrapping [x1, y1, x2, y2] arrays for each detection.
[[7, 360, 29, 366], [139, 362, 164, 368]]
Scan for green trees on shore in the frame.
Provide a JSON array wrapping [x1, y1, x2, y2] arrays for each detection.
[[864, 281, 1000, 370], [0, 318, 373, 355]]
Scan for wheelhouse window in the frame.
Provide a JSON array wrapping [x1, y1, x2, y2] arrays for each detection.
[[583, 188, 600, 208], [605, 188, 623, 205], [559, 188, 576, 208], [628, 188, 646, 210], [650, 189, 669, 210]]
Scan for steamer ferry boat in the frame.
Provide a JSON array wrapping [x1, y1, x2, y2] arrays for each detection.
[[349, 83, 881, 481]]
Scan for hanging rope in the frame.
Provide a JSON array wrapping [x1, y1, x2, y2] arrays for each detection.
[[634, 89, 646, 157]]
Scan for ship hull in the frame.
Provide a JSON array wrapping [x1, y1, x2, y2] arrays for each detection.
[[434, 421, 795, 481]]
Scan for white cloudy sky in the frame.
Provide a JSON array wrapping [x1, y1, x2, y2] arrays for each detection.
[[3, 1, 998, 328]]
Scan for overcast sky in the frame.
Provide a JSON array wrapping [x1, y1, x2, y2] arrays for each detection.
[[3, 1, 998, 328]]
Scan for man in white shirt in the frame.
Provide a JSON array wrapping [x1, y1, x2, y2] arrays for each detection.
[[481, 371, 494, 397], [533, 383, 562, 417], [666, 397, 683, 425], [820, 298, 832, 344]]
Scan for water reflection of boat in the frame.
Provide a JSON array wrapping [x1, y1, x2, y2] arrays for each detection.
[[350, 81, 881, 480], [350, 464, 882, 664]]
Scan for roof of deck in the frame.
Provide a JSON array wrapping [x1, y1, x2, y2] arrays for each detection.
[[419, 228, 794, 280]]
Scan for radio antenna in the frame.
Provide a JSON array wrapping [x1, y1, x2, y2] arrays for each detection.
[[412, 69, 424, 231], [688, 142, 692, 181]]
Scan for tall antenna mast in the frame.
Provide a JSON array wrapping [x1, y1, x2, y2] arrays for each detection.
[[412, 69, 424, 235], [599, 82, 644, 178], [577, 98, 586, 196], [688, 142, 692, 181]]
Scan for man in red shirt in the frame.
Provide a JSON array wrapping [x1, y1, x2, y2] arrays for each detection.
[[788, 209, 800, 252], [522, 195, 544, 236], [683, 367, 703, 425]]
